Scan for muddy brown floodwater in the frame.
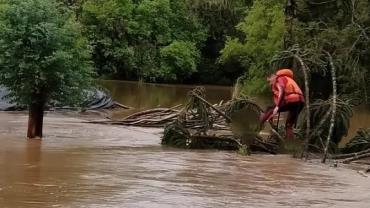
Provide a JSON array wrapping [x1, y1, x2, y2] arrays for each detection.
[[99, 80, 370, 142], [1, 112, 370, 208]]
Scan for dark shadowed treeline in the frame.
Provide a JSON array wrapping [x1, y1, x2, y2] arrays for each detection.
[[58, 0, 370, 105], [58, 0, 251, 85]]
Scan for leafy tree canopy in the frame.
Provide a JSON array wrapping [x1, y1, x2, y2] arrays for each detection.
[[220, 0, 285, 95], [80, 0, 207, 82], [0, 0, 93, 106]]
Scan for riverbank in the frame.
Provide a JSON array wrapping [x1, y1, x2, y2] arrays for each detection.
[[1, 111, 370, 207]]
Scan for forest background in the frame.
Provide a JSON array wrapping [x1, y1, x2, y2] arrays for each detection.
[[57, 0, 370, 105]]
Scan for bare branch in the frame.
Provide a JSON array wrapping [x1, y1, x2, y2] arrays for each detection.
[[322, 51, 337, 163], [294, 54, 311, 160]]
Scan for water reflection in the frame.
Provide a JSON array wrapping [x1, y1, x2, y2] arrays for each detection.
[[99, 80, 233, 110], [342, 105, 370, 145]]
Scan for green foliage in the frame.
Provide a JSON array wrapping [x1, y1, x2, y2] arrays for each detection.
[[188, 0, 251, 85], [188, 0, 251, 38], [289, 0, 370, 104], [0, 0, 92, 106], [80, 0, 206, 82], [159, 41, 200, 82], [81, 0, 134, 76], [220, 0, 285, 94], [186, 0, 241, 9], [51, 0, 370, 94], [298, 97, 353, 151]]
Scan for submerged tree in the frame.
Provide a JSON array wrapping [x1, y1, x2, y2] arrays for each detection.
[[0, 0, 92, 138]]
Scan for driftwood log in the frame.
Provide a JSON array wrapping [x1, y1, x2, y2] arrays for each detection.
[[88, 107, 181, 127], [330, 148, 370, 160], [342, 153, 370, 164], [328, 148, 370, 165]]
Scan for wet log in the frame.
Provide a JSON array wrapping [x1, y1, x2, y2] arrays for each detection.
[[270, 127, 285, 143], [121, 114, 179, 125], [122, 108, 172, 120], [113, 102, 132, 109], [123, 110, 177, 119], [342, 152, 370, 164], [122, 105, 181, 120], [330, 148, 370, 160]]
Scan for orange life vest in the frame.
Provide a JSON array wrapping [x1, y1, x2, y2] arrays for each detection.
[[272, 69, 304, 106]]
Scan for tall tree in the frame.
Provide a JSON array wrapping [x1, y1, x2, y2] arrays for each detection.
[[188, 0, 252, 85], [220, 0, 286, 94], [0, 0, 92, 138]]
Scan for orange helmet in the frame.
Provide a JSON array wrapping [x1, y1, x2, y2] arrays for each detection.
[[276, 69, 294, 78]]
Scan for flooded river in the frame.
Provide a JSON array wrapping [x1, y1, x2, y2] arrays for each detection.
[[1, 81, 370, 207], [100, 80, 370, 143]]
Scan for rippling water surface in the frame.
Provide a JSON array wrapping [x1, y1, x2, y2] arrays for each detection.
[[1, 112, 369, 208]]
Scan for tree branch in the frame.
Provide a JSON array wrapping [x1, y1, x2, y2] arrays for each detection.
[[294, 54, 311, 160], [322, 51, 337, 163]]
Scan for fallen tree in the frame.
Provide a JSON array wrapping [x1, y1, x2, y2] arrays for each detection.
[[91, 87, 280, 154]]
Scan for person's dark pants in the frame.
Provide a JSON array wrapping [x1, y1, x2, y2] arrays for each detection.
[[260, 101, 304, 139]]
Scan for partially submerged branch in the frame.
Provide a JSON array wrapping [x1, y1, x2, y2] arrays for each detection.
[[330, 148, 370, 160], [342, 152, 370, 164]]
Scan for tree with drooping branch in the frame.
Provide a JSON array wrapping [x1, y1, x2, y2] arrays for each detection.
[[0, 0, 93, 139]]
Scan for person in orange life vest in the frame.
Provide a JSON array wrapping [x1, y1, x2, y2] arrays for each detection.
[[260, 69, 305, 139]]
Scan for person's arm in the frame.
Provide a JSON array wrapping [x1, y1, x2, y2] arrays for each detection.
[[272, 85, 283, 116], [272, 78, 286, 117]]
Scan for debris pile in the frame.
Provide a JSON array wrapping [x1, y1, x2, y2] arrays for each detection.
[[92, 87, 280, 154]]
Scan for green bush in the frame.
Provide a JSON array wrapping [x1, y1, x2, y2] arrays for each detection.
[[160, 41, 200, 82], [80, 0, 206, 82]]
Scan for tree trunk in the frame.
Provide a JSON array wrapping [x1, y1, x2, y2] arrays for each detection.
[[27, 102, 45, 139], [294, 55, 311, 160], [322, 51, 337, 163]]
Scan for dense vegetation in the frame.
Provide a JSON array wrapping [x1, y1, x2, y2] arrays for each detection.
[[0, 0, 369, 144], [58, 0, 251, 84], [0, 0, 92, 138], [58, 0, 369, 154], [55, 0, 370, 104]]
